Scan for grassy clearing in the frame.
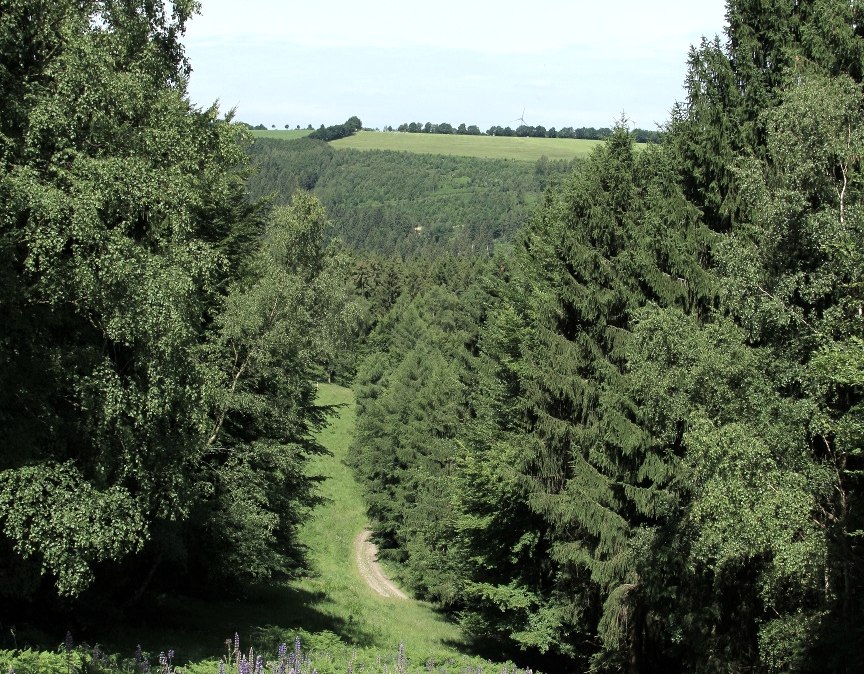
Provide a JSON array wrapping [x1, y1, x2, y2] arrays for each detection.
[[291, 384, 472, 660], [249, 129, 311, 140], [330, 131, 602, 161]]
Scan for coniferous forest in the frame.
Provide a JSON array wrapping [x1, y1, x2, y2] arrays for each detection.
[[1, 1, 864, 673]]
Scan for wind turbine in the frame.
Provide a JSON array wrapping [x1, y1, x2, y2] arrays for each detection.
[[512, 108, 527, 125]]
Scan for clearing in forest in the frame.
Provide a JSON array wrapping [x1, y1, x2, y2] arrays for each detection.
[[291, 383, 470, 657], [329, 130, 602, 161]]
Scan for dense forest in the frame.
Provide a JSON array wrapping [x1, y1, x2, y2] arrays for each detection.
[[0, 0, 359, 620], [1, 0, 863, 673], [246, 138, 577, 257], [348, 2, 864, 672]]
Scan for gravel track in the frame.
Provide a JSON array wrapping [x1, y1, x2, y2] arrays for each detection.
[[353, 529, 408, 600]]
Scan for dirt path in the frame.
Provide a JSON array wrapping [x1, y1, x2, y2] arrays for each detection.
[[353, 529, 408, 600]]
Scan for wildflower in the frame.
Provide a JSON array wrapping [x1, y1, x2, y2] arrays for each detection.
[[64, 632, 74, 654], [396, 643, 407, 674], [277, 643, 287, 674]]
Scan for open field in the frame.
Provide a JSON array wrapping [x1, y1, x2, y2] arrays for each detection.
[[250, 129, 312, 140], [330, 130, 603, 161]]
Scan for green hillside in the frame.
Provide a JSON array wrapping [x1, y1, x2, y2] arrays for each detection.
[[330, 130, 602, 161], [250, 129, 313, 140], [246, 137, 579, 257]]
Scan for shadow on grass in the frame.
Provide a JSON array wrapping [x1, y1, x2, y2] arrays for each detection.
[[106, 578, 379, 663]]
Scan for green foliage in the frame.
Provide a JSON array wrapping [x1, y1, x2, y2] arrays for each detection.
[[0, 0, 240, 599], [246, 138, 577, 258], [192, 192, 338, 584], [0, 463, 144, 596], [0, 0, 327, 609], [351, 272, 488, 605], [308, 116, 362, 142]]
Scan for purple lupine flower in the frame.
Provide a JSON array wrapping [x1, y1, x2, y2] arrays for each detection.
[[396, 643, 407, 674], [254, 655, 263, 674], [159, 652, 167, 667], [218, 659, 225, 674], [277, 643, 287, 674], [135, 645, 143, 665], [239, 655, 251, 674], [293, 637, 301, 663], [167, 650, 174, 662], [64, 632, 74, 654], [234, 634, 240, 656]]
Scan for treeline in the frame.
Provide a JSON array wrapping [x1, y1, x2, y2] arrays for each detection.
[[246, 139, 578, 257], [395, 121, 662, 143], [350, 1, 864, 672], [0, 0, 360, 624], [309, 115, 363, 141]]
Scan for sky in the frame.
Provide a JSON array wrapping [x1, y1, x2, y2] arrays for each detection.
[[181, 0, 728, 132]]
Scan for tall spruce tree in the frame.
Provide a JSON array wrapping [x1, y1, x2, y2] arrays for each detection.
[[351, 261, 489, 604], [486, 127, 713, 669]]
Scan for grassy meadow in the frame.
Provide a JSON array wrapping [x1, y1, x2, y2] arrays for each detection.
[[249, 129, 312, 140], [330, 130, 603, 161]]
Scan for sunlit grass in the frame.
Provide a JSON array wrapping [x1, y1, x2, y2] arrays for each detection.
[[249, 129, 312, 140], [330, 130, 603, 161], [295, 384, 466, 658]]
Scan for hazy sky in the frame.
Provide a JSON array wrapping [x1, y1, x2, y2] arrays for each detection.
[[182, 0, 728, 131]]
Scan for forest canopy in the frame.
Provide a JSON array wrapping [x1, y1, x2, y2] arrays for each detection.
[[0, 0, 348, 609], [347, 2, 864, 672], [1, 1, 863, 673]]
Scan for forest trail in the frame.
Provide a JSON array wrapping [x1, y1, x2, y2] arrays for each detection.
[[293, 383, 466, 655], [353, 529, 408, 599]]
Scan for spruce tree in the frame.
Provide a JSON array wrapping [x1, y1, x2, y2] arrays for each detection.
[[489, 127, 713, 669]]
